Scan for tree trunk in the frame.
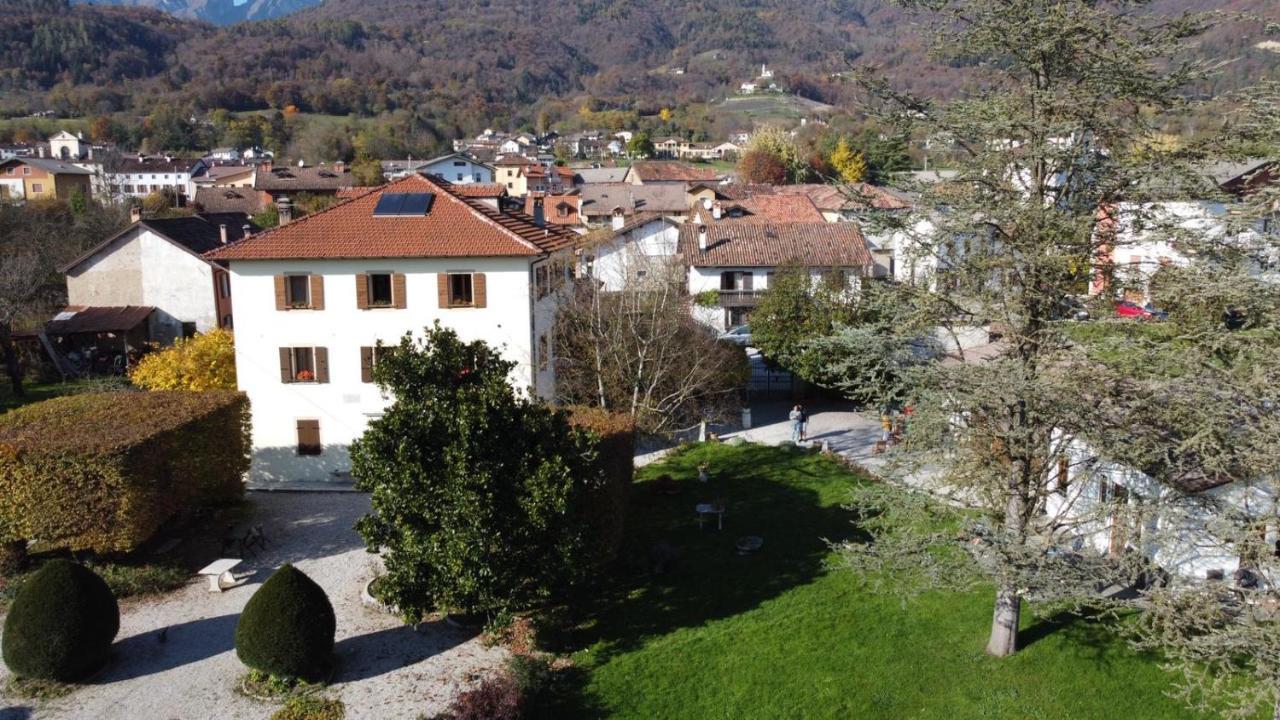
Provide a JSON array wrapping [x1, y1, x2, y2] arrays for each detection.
[[0, 323, 23, 398], [1272, 695, 1280, 720], [986, 585, 1021, 656]]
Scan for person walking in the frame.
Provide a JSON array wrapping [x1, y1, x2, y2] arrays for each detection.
[[798, 404, 809, 442], [789, 405, 802, 443]]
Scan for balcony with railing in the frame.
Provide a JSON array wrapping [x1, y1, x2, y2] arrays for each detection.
[[718, 289, 767, 307]]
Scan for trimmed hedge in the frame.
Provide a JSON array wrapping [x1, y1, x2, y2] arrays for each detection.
[[0, 390, 251, 554], [2, 560, 119, 681], [235, 564, 336, 681], [567, 407, 635, 567]]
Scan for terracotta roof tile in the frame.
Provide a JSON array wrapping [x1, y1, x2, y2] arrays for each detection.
[[678, 222, 873, 268], [629, 161, 720, 183], [254, 164, 354, 192], [452, 183, 506, 198], [207, 174, 577, 261], [193, 186, 263, 215]]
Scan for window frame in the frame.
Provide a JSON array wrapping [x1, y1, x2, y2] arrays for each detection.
[[447, 272, 475, 307], [296, 419, 322, 456], [288, 347, 317, 383], [367, 272, 394, 308], [285, 274, 311, 308]]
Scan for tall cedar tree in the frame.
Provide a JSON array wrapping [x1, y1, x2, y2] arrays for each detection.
[[829, 0, 1280, 688]]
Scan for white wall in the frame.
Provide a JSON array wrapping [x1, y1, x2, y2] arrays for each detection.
[[228, 256, 540, 485], [1044, 435, 1279, 584], [589, 220, 679, 291], [66, 227, 217, 345], [422, 158, 494, 184]]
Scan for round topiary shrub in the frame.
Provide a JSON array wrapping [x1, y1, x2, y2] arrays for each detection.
[[2, 559, 120, 681], [235, 564, 336, 681]]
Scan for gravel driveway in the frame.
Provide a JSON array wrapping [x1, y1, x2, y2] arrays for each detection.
[[0, 492, 506, 720]]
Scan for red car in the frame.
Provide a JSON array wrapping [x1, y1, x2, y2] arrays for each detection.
[[1114, 301, 1166, 321]]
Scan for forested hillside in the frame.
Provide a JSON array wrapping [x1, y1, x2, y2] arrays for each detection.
[[5, 0, 1279, 144]]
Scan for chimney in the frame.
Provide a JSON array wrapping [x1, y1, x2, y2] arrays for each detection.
[[219, 224, 228, 244], [697, 223, 708, 251], [277, 195, 293, 225], [37, 146, 45, 158], [532, 196, 545, 227], [241, 223, 253, 238], [130, 205, 142, 223], [712, 203, 722, 220], [333, 161, 345, 174], [611, 208, 625, 231], [702, 196, 713, 210], [261, 159, 273, 173]]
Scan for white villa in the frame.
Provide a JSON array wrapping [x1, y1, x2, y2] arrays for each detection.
[[206, 174, 578, 486]]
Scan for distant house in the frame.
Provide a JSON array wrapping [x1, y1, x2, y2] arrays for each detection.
[[573, 167, 629, 185], [60, 213, 256, 345], [48, 131, 91, 161], [102, 155, 208, 203], [193, 186, 264, 217], [680, 221, 875, 330], [193, 164, 255, 188], [385, 153, 495, 184], [253, 161, 354, 204], [0, 157, 92, 201], [493, 155, 539, 196], [524, 191, 583, 228], [624, 161, 720, 186], [740, 82, 759, 95], [448, 182, 507, 211], [208, 147, 242, 162], [578, 183, 693, 226], [204, 173, 579, 486]]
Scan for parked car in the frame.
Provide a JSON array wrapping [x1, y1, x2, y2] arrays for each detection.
[[1115, 300, 1167, 321], [718, 325, 753, 346]]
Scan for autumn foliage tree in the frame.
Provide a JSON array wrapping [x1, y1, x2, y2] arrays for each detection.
[[129, 329, 236, 391], [737, 149, 788, 184]]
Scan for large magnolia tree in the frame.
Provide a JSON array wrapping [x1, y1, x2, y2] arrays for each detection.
[[828, 2, 1280, 699]]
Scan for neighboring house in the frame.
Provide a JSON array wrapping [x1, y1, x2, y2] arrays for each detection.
[[193, 186, 264, 217], [578, 183, 692, 226], [679, 221, 875, 330], [193, 164, 255, 188], [102, 155, 207, 203], [582, 213, 682, 291], [253, 161, 355, 204], [204, 173, 579, 486], [60, 214, 253, 345], [524, 192, 583, 228], [624, 161, 720, 186], [494, 155, 538, 196], [573, 167, 629, 185], [0, 157, 92, 201], [690, 194, 826, 225], [1046, 434, 1277, 584], [386, 153, 495, 184], [208, 148, 242, 162], [1089, 200, 1275, 303]]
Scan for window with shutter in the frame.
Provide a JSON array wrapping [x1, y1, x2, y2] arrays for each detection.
[[296, 419, 321, 456], [355, 274, 369, 309], [446, 273, 475, 307], [309, 275, 325, 310], [367, 273, 393, 307], [314, 347, 329, 383], [392, 273, 407, 309], [280, 348, 319, 383], [285, 275, 310, 308]]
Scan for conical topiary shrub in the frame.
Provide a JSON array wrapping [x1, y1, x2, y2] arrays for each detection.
[[2, 559, 120, 681], [235, 564, 336, 681]]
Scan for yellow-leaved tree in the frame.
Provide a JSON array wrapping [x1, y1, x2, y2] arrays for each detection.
[[829, 137, 867, 183], [130, 329, 237, 391]]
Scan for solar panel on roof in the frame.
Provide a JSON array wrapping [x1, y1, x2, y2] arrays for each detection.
[[373, 192, 434, 217]]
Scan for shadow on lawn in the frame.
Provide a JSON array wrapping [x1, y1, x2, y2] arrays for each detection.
[[538, 443, 860, 718]]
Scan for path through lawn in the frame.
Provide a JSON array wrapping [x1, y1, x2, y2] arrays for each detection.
[[543, 442, 1205, 720]]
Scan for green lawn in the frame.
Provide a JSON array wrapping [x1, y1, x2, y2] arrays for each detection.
[[541, 443, 1206, 719]]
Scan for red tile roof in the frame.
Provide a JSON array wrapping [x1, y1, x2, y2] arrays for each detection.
[[628, 161, 720, 183], [206, 174, 577, 261], [336, 186, 381, 199], [678, 222, 873, 268], [452, 183, 506, 198], [739, 195, 825, 222]]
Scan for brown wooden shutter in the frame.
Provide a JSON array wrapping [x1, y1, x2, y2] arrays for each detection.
[[296, 419, 321, 456], [309, 275, 325, 310], [360, 346, 374, 383], [314, 347, 329, 383], [274, 275, 287, 310], [278, 347, 292, 383], [355, 274, 369, 309], [392, 273, 407, 309], [437, 273, 449, 308], [473, 272, 486, 308]]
